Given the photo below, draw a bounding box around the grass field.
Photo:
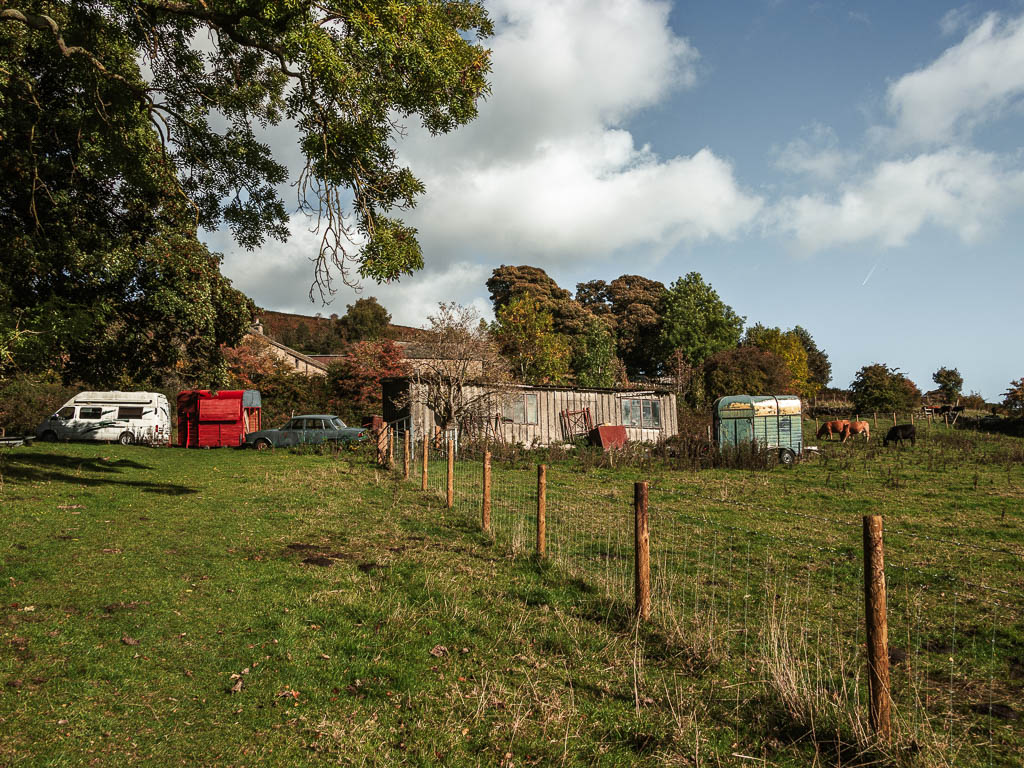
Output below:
[1,421,1022,766]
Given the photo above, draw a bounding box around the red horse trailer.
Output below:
[177,390,262,448]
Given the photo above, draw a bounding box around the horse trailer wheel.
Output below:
[778,448,796,466]
[118,432,134,446]
[255,439,272,451]
[41,430,58,442]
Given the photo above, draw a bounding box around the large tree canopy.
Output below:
[2,1,492,292]
[1,0,492,384]
[743,323,815,401]
[605,275,667,379]
[659,272,743,371]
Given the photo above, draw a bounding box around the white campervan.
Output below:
[36,391,171,446]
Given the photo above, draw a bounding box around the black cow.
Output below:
[884,424,916,447]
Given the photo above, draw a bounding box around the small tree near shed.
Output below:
[408,303,511,430]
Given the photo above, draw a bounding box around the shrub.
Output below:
[0,376,80,436]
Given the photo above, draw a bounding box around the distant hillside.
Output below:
[255,308,428,355]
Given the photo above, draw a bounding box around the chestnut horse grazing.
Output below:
[816,420,849,441]
[841,421,870,443]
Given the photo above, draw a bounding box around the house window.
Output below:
[621,398,661,429]
[502,393,539,425]
[118,406,144,420]
[79,407,104,420]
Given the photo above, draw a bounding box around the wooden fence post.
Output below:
[421,434,429,492]
[863,515,891,743]
[482,450,492,533]
[634,481,651,621]
[376,427,388,467]
[536,464,546,557]
[446,439,454,508]
[403,430,410,481]
[910,411,914,426]
[944,413,949,428]
[892,412,897,426]
[873,412,877,429]
[389,427,395,469]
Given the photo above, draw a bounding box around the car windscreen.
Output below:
[330,418,346,429]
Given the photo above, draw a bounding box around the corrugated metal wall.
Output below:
[399,382,677,447]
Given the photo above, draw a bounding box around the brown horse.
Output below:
[816,420,849,441]
[841,421,870,443]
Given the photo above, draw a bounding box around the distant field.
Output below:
[1,423,1022,766]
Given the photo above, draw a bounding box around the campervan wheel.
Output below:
[118,432,134,446]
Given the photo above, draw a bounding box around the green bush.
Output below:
[0,376,80,436]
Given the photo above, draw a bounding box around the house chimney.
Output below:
[251,318,264,335]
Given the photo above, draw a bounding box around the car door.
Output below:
[279,418,302,447]
[300,418,324,444]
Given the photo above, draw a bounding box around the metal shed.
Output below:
[383,380,678,448]
[713,394,803,464]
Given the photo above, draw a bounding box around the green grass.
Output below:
[1,423,1022,766]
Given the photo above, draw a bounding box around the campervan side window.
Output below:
[118,406,144,420]
[79,407,103,420]
[502,394,539,425]
[58,407,75,420]
[621,398,661,429]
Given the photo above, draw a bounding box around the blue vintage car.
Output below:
[243,415,368,450]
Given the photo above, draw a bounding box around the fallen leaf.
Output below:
[319,654,330,660]
[121,635,139,646]
[230,678,243,694]
[429,645,448,658]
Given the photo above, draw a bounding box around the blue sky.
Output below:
[211,1,1024,401]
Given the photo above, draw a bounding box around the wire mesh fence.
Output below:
[376,436,1023,764]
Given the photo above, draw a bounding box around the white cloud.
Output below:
[413,132,762,261]
[771,148,1024,252]
[391,0,760,268]
[210,216,491,325]
[775,123,858,182]
[939,5,975,37]
[886,12,1024,145]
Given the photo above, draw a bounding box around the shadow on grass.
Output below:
[0,452,196,495]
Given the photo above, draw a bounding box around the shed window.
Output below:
[621,398,661,429]
[118,406,144,420]
[79,407,103,420]
[502,393,539,425]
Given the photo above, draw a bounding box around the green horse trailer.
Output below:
[712,395,803,465]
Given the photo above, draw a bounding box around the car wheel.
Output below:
[778,448,796,466]
[254,438,272,451]
[118,432,134,446]
[41,430,58,443]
